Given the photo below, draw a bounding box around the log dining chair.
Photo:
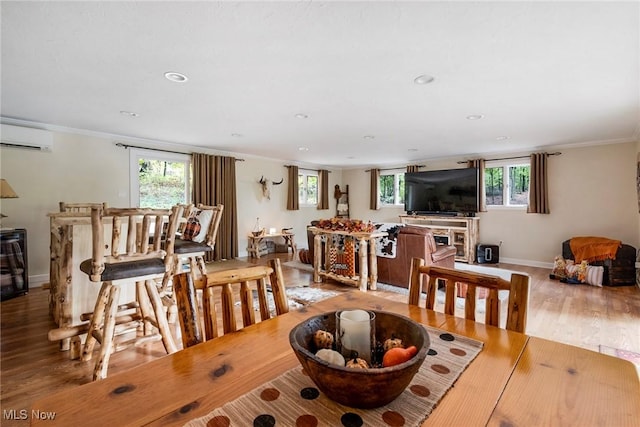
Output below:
[172,258,288,348]
[408,257,530,333]
[79,206,180,380]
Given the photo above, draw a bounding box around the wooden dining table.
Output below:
[31,291,640,426]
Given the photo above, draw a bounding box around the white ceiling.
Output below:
[1,1,638,168]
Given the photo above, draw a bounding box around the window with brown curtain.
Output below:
[318,169,329,210]
[527,152,550,214]
[287,165,299,210]
[467,159,487,212]
[369,168,380,210]
[192,153,238,260]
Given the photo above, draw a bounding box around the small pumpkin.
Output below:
[383,337,403,351]
[313,330,334,349]
[382,346,418,367]
[315,349,345,366]
[346,357,369,369]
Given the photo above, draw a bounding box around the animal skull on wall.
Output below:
[258,176,284,200]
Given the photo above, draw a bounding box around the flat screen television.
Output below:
[404,168,479,215]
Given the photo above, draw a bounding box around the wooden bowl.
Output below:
[289,310,430,409]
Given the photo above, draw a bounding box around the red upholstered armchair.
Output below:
[377,225,456,289]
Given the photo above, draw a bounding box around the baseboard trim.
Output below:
[29,274,49,287]
[495,257,553,269]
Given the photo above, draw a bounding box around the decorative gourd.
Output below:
[346,358,369,369]
[315,349,346,366]
[382,346,418,367]
[313,330,334,349]
[383,337,403,351]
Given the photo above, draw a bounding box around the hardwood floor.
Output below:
[1,253,639,426]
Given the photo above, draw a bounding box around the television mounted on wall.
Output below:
[404,168,479,216]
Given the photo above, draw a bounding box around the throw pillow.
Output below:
[565,260,604,287]
[550,256,568,279]
[184,208,214,243]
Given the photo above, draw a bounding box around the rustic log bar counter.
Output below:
[47,211,136,356]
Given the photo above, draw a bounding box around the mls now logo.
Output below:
[3,409,56,420]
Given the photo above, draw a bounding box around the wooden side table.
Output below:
[308,227,387,291]
[247,232,297,259]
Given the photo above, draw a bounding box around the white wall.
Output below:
[235,157,343,258]
[345,142,640,267]
[1,128,638,283]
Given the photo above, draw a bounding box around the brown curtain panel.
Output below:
[467,159,487,212]
[406,165,421,173]
[192,153,238,260]
[528,152,550,214]
[318,169,329,210]
[369,168,380,210]
[286,165,299,210]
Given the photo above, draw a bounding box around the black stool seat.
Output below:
[174,238,214,255]
[80,258,166,282]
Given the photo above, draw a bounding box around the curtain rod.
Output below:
[456,151,561,164]
[364,164,425,172]
[284,165,331,172]
[115,142,245,161]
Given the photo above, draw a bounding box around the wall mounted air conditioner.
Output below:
[1,124,53,152]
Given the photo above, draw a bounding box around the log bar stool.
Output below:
[173,203,224,280]
[159,204,224,314]
[79,206,179,380]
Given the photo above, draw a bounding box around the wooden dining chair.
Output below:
[173,258,289,348]
[78,206,180,380]
[408,257,530,333]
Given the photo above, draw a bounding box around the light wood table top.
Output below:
[31,292,640,426]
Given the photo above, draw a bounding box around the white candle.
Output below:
[338,310,372,364]
[268,227,276,234]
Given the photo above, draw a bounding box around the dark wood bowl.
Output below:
[289,310,430,409]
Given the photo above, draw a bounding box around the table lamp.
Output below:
[0,179,19,221]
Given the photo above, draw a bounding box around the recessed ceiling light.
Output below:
[294,113,308,119]
[120,110,139,117]
[496,136,511,141]
[164,71,188,83]
[298,147,309,151]
[231,133,243,138]
[414,74,435,85]
[466,114,484,120]
[363,135,375,140]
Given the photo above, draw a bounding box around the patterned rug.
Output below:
[185,326,483,427]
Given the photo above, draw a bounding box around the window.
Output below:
[484,161,529,207]
[298,171,318,206]
[129,149,191,208]
[379,172,405,206]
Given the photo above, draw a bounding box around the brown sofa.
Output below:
[377,225,456,289]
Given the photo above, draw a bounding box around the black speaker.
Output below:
[477,244,499,264]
